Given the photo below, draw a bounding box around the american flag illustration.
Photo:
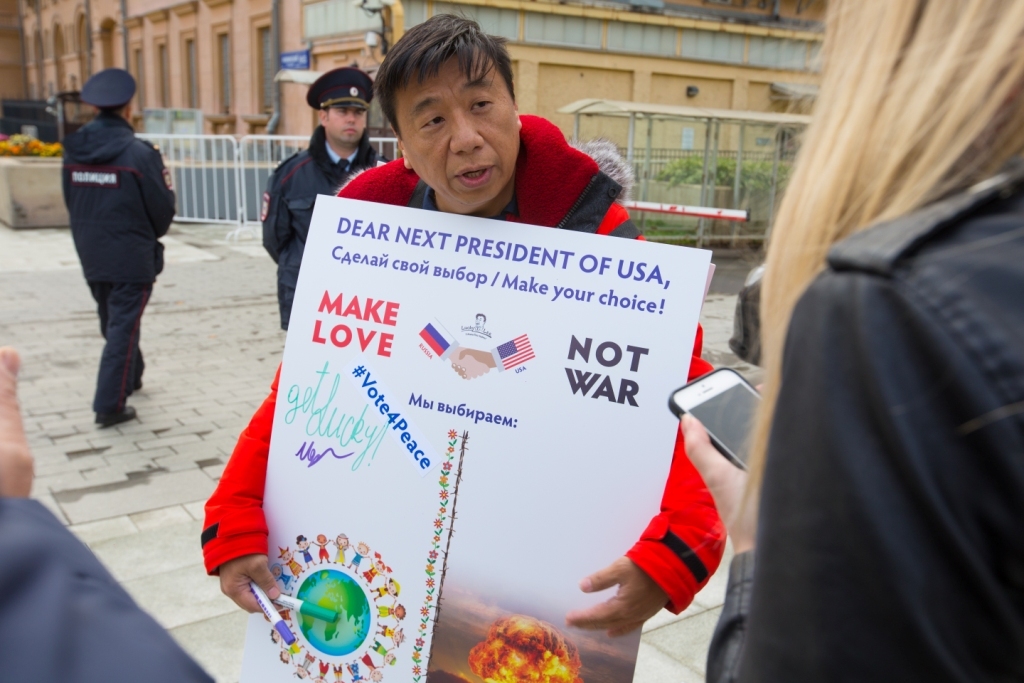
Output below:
[496,334,535,370]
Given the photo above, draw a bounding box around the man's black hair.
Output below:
[374,14,515,135]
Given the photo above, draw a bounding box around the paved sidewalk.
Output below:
[0,222,758,683]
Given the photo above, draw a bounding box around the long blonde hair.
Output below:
[748,0,1024,494]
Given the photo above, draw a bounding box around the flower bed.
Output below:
[0,134,62,158]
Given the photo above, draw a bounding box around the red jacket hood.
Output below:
[337,115,600,228]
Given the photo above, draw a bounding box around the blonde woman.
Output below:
[684,2,1024,681]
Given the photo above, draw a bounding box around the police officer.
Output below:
[62,68,176,427]
[262,67,386,330]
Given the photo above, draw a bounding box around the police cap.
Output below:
[81,68,137,109]
[306,67,373,110]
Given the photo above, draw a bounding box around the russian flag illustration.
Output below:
[419,321,455,358]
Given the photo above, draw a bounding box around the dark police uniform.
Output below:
[262,67,385,330]
[62,69,176,426]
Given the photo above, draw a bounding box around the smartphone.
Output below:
[668,368,760,469]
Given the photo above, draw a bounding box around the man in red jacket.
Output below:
[203,13,723,637]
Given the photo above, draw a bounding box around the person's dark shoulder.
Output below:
[824,165,1024,395]
[0,499,213,681]
[828,164,1024,284]
[337,158,420,204]
[269,149,314,193]
[782,163,1024,371]
[129,137,165,164]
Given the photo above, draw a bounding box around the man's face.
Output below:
[319,105,368,151]
[395,59,521,217]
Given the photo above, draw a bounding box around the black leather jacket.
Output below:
[708,166,1024,682]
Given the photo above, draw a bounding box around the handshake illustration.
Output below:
[420,321,535,380]
[449,346,498,380]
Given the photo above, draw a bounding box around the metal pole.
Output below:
[56,94,66,140]
[765,127,783,241]
[640,115,653,230]
[119,0,128,68]
[731,122,744,247]
[84,0,93,76]
[234,137,244,225]
[697,119,712,244]
[188,137,198,219]
[626,112,635,163]
[641,116,653,201]
[698,120,720,249]
[17,2,27,97]
[34,0,42,96]
[267,0,281,133]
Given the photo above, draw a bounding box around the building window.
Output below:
[524,13,601,48]
[779,39,807,70]
[748,36,808,70]
[184,38,198,108]
[258,26,273,113]
[433,3,518,40]
[607,22,676,57]
[808,41,822,72]
[681,29,744,64]
[302,0,379,40]
[218,33,231,113]
[404,0,427,27]
[158,43,169,107]
[133,47,145,108]
[681,127,695,150]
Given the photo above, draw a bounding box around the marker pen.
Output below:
[274,594,340,623]
[250,582,296,645]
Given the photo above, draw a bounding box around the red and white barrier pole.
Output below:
[623,201,749,222]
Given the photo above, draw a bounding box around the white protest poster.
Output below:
[239,195,711,683]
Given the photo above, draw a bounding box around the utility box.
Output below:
[0,100,58,141]
[143,108,204,135]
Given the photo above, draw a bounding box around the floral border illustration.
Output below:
[411,429,459,681]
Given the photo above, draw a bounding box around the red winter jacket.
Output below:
[203,115,724,613]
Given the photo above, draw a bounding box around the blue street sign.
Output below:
[280,50,311,70]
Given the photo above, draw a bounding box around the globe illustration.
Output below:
[295,569,371,656]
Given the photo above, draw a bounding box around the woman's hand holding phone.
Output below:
[680,414,757,554]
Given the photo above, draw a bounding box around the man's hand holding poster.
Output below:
[240,195,712,683]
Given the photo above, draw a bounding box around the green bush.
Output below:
[655,156,790,193]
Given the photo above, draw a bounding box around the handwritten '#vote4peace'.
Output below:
[310,290,399,357]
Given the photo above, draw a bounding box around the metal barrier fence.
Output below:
[141,135,743,243]
[237,136,398,228]
[139,135,398,233]
[238,136,309,228]
[139,134,242,225]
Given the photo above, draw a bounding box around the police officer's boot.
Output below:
[95,406,137,428]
